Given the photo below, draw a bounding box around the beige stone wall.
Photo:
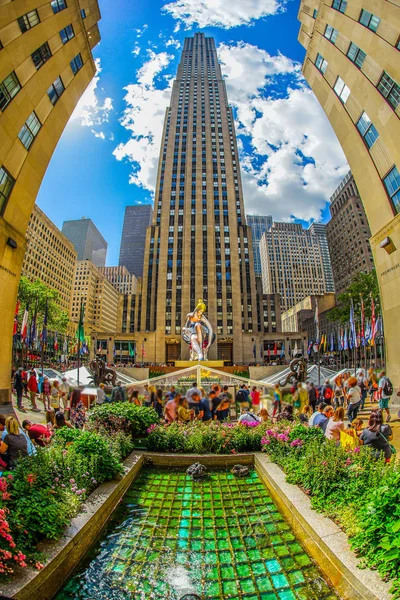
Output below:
[0,0,100,402]
[298,0,400,387]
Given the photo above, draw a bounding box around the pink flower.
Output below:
[262,439,271,446]
[69,479,75,484]
[353,446,360,454]
[290,439,303,447]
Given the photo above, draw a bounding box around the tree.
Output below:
[17,277,69,333]
[328,270,380,324]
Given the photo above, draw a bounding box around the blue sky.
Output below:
[36,0,348,265]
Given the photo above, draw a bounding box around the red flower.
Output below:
[27,474,36,485]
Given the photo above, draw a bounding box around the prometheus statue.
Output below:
[182,299,215,361]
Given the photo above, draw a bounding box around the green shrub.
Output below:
[88,403,159,437]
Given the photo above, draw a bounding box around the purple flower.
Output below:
[70,478,75,484]
[353,446,360,454]
[290,439,303,447]
[261,438,271,445]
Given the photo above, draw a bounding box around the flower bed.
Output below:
[88,402,159,437]
[260,421,400,599]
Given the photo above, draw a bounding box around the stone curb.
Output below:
[254,453,391,600]
[1,452,145,600]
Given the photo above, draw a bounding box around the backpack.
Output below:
[114,386,124,402]
[324,386,333,400]
[382,377,393,397]
[236,390,247,403]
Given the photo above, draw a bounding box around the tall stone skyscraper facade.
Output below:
[140,33,258,363]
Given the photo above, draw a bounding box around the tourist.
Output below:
[153,389,164,418]
[148,385,157,408]
[272,383,282,418]
[346,377,362,422]
[360,410,393,462]
[46,409,56,432]
[14,368,25,412]
[215,387,232,421]
[238,410,261,424]
[367,368,378,403]
[60,377,70,410]
[235,385,250,411]
[309,402,327,427]
[0,414,7,441]
[165,393,179,424]
[27,370,40,411]
[111,381,126,402]
[333,375,345,408]
[320,379,334,405]
[293,383,308,412]
[209,390,220,419]
[276,404,295,422]
[250,386,261,414]
[378,370,393,422]
[42,376,51,411]
[259,408,270,422]
[325,407,345,443]
[22,420,51,447]
[128,388,142,406]
[143,383,151,407]
[299,404,313,424]
[192,392,212,422]
[347,417,364,441]
[21,368,28,397]
[307,382,318,412]
[69,389,86,429]
[97,383,108,405]
[50,380,61,412]
[186,386,202,410]
[166,386,177,401]
[54,412,73,430]
[313,405,334,433]
[0,416,28,469]
[199,387,207,399]
[176,397,194,422]
[357,370,368,410]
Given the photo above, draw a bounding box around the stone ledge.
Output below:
[1,452,145,600]
[254,453,391,600]
[136,450,254,467]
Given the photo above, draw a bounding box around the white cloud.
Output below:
[163,0,282,29]
[132,44,141,56]
[218,42,348,221]
[134,24,148,37]
[91,130,105,139]
[166,36,181,49]
[113,51,174,191]
[71,58,113,136]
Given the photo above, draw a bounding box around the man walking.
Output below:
[14,368,25,412]
[378,370,393,422]
[27,370,40,412]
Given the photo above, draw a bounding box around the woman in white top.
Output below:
[325,407,345,443]
[346,376,362,422]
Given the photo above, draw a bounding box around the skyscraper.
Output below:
[246,215,273,276]
[119,204,153,278]
[297,0,400,385]
[62,218,107,268]
[326,172,374,293]
[140,33,258,363]
[260,222,332,312]
[308,222,335,293]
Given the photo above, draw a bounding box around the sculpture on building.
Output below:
[182,299,215,361]
[280,358,308,387]
[90,359,117,387]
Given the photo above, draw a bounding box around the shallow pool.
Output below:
[56,468,339,599]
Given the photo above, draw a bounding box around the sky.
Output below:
[36,0,349,265]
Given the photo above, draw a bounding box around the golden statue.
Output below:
[182,299,215,361]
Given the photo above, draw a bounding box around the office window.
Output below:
[47,76,64,105]
[315,53,328,74]
[18,9,40,33]
[332,0,347,13]
[59,24,74,44]
[313,9,318,18]
[0,72,21,111]
[334,77,350,104]
[31,42,52,70]
[51,0,67,13]
[80,8,86,18]
[18,112,41,150]
[347,42,366,69]
[383,167,400,213]
[0,167,14,215]
[377,72,400,111]
[70,53,83,74]
[359,9,380,32]
[356,112,379,148]
[324,25,339,43]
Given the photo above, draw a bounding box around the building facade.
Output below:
[326,171,374,293]
[260,222,334,312]
[118,204,153,278]
[308,222,335,293]
[70,260,119,334]
[282,293,336,334]
[139,33,259,364]
[22,204,77,313]
[62,217,107,267]
[0,0,100,402]
[298,0,400,386]
[246,214,273,276]
[99,265,137,295]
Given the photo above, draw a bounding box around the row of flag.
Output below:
[253,341,301,360]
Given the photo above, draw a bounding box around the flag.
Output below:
[314,299,320,344]
[360,296,365,343]
[129,342,135,358]
[30,297,39,348]
[141,340,147,358]
[293,340,298,356]
[343,327,348,351]
[273,341,277,356]
[370,294,376,345]
[54,332,59,352]
[307,340,313,355]
[13,301,20,335]
[330,331,334,352]
[280,343,285,358]
[350,298,356,348]
[376,314,383,336]
[260,342,263,361]
[320,334,325,352]
[76,300,85,343]
[63,336,68,354]
[42,299,48,346]
[253,340,256,360]
[267,345,271,359]
[21,304,29,340]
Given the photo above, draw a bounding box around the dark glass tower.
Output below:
[140,33,258,362]
[62,218,107,267]
[119,204,153,277]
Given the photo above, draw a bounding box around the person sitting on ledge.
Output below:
[54,412,73,430]
[299,404,313,425]
[0,416,28,469]
[276,404,295,422]
[238,410,261,424]
[313,405,334,433]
